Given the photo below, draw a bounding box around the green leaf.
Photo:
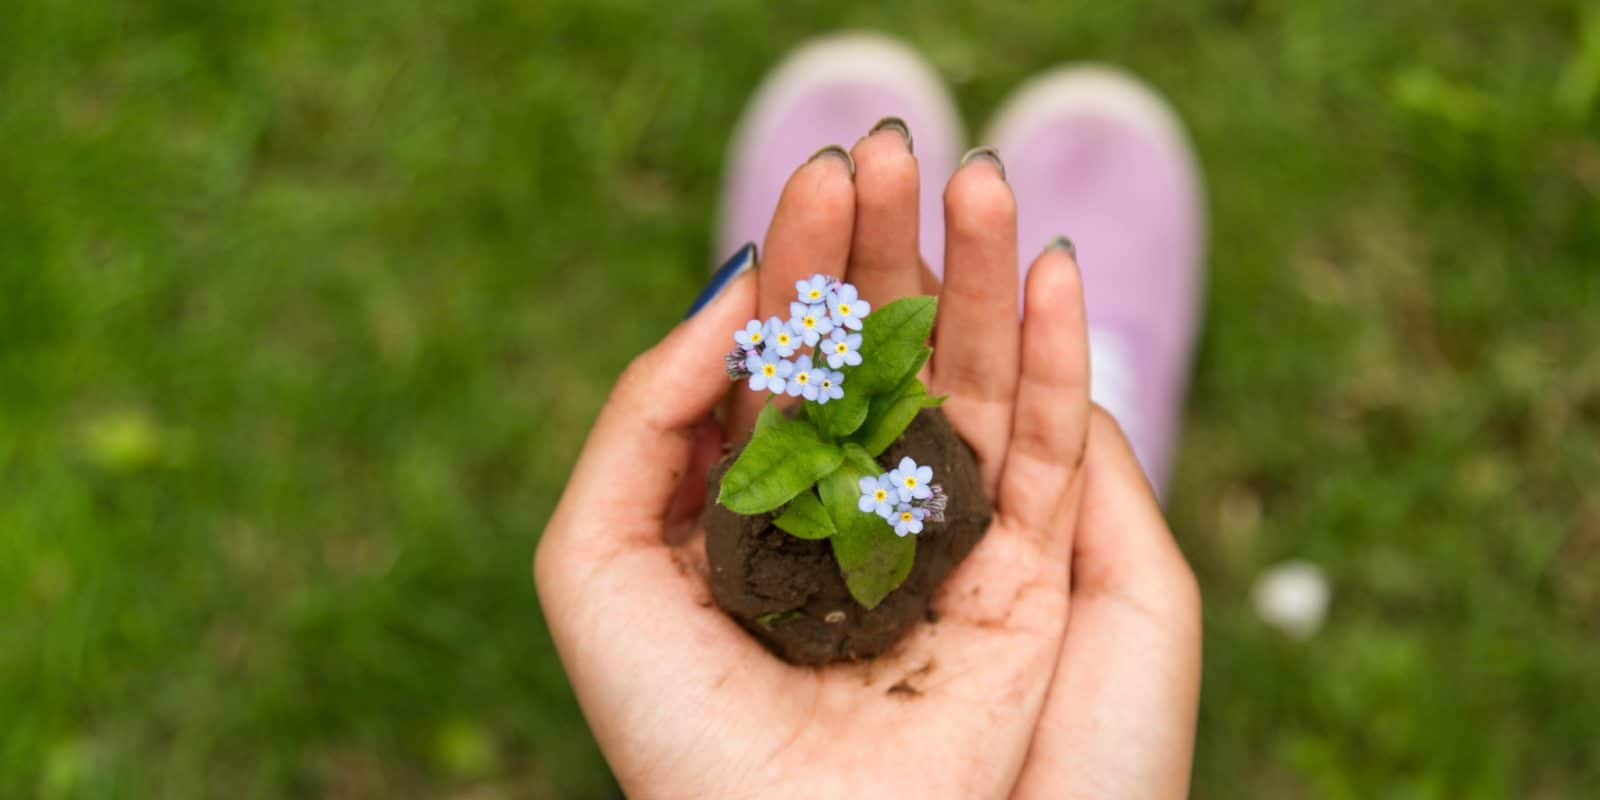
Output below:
[920,393,947,407]
[718,418,844,514]
[773,488,835,539]
[817,444,916,609]
[854,296,936,394]
[807,388,869,439]
[809,297,936,440]
[754,402,782,434]
[852,376,928,456]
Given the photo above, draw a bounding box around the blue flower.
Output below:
[857,474,897,519]
[891,503,927,537]
[762,316,800,357]
[826,283,871,330]
[889,456,934,502]
[733,319,766,350]
[789,301,835,346]
[795,274,832,305]
[815,369,845,404]
[785,355,821,401]
[823,328,863,369]
[745,349,793,394]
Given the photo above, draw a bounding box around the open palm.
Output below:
[537,128,1200,798]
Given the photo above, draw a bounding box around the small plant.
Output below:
[718,276,945,609]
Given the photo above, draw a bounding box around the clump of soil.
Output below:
[704,409,991,665]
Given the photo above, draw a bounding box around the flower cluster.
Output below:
[725,275,871,404]
[856,457,947,537]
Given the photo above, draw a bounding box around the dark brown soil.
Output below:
[703,409,991,665]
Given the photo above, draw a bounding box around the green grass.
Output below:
[3,1,1598,797]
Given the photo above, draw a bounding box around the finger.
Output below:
[662,415,725,543]
[1012,408,1202,800]
[543,265,757,554]
[932,147,1019,494]
[997,241,1090,553]
[845,118,923,305]
[730,148,856,434]
[919,258,941,296]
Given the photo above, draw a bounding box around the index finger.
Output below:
[729,148,857,434]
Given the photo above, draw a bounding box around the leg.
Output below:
[982,66,1206,498]
[717,34,965,271]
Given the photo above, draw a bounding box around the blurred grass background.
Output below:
[2,0,1598,797]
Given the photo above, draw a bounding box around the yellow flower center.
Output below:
[776,332,790,344]
[822,379,833,388]
[904,477,917,489]
[802,316,816,329]
[901,511,913,522]
[796,372,809,384]
[835,343,848,353]
[873,489,887,502]
[762,364,776,377]
[751,332,762,342]
[808,289,822,300]
[838,303,851,315]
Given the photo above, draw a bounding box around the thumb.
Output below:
[547,246,757,542]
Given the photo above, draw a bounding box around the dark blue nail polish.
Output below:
[684,242,758,319]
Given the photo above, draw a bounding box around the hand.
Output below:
[1003,406,1202,798]
[536,127,1199,798]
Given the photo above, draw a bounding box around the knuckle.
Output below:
[934,359,1004,402]
[610,346,662,405]
[1010,406,1072,467]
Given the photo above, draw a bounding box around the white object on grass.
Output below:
[1252,560,1331,640]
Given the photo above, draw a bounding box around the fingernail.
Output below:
[959,145,1006,181]
[1045,235,1077,259]
[685,242,757,319]
[808,144,856,179]
[869,116,914,154]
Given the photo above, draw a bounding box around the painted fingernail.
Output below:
[684,242,757,319]
[808,144,856,179]
[959,145,1006,181]
[1046,235,1077,259]
[869,116,914,154]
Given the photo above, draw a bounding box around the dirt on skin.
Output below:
[704,409,991,665]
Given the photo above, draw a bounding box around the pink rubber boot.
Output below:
[984,66,1207,498]
[717,34,965,269]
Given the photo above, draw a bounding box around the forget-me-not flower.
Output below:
[824,328,862,369]
[786,355,820,401]
[889,457,934,502]
[815,369,845,404]
[857,474,897,519]
[826,283,871,330]
[891,503,927,537]
[762,316,800,357]
[745,349,793,394]
[789,301,835,346]
[795,275,832,305]
[733,319,766,350]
